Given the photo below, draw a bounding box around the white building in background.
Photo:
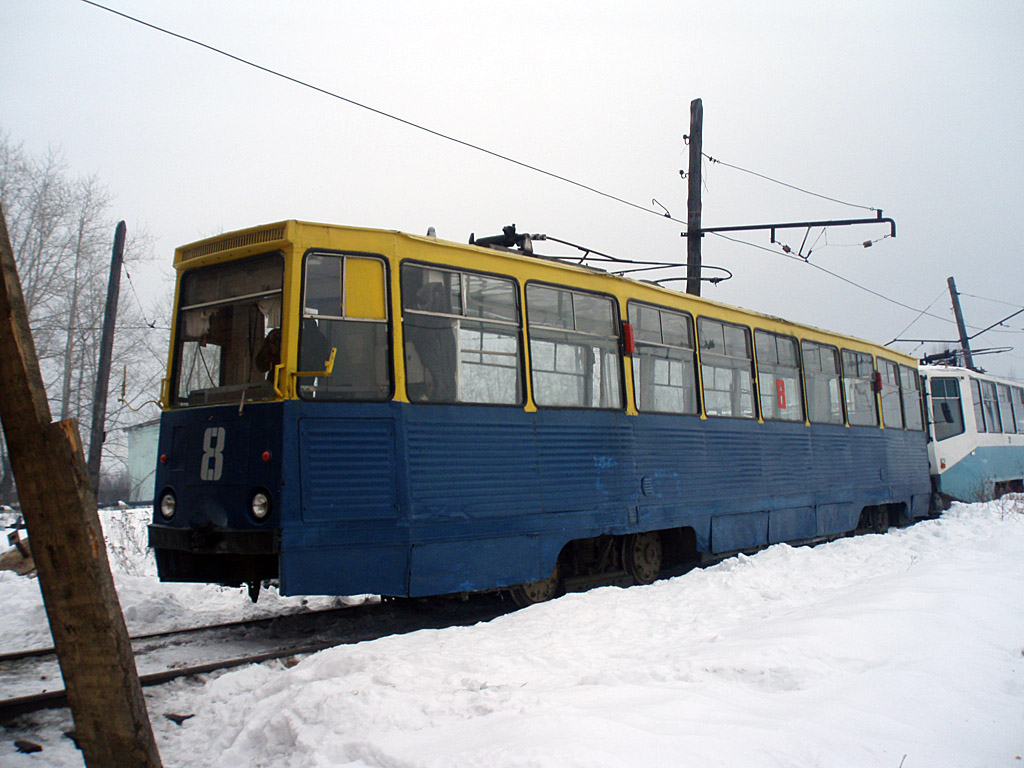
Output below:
[125,419,160,504]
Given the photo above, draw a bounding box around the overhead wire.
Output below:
[79,0,684,226]
[81,0,938,331]
[699,153,877,212]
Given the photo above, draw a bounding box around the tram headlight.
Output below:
[251,491,271,521]
[159,491,176,520]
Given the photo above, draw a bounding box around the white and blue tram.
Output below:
[923,364,1024,503]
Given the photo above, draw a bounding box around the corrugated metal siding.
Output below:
[405,418,539,518]
[299,418,398,522]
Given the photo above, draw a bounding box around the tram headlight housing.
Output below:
[251,491,271,521]
[159,490,176,520]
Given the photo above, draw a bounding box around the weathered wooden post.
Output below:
[0,202,162,768]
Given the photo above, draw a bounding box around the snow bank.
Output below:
[0,508,342,654]
[3,502,1023,767]
[158,501,1022,768]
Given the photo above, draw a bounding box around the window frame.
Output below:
[697,316,757,420]
[525,280,624,410]
[298,250,394,402]
[899,364,924,431]
[801,339,845,425]
[930,376,966,441]
[627,300,699,415]
[841,348,879,427]
[878,357,904,429]
[400,260,525,407]
[753,329,805,423]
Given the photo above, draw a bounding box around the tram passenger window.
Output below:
[841,350,878,426]
[754,330,803,422]
[970,379,987,432]
[899,365,924,431]
[628,302,697,414]
[527,285,622,409]
[698,318,755,419]
[299,254,390,401]
[931,377,965,441]
[878,359,904,429]
[1014,388,1024,433]
[801,341,843,424]
[980,379,1002,432]
[402,265,521,405]
[997,384,1016,434]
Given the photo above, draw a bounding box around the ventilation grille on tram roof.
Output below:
[178,225,287,263]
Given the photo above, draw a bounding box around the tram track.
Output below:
[0,596,511,723]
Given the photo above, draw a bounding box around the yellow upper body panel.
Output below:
[165,220,917,413]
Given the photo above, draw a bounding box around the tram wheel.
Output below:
[872,508,890,534]
[623,531,662,585]
[508,562,561,608]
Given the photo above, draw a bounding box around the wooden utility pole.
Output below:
[685,98,703,296]
[0,203,162,768]
[947,276,976,371]
[87,221,126,493]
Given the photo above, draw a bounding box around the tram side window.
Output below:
[754,330,803,422]
[878,359,904,429]
[980,379,1002,432]
[1015,388,1024,432]
[931,377,965,440]
[698,318,755,419]
[997,383,1016,434]
[970,378,987,432]
[527,285,622,409]
[801,341,844,424]
[402,265,522,405]
[628,302,697,414]
[300,254,390,401]
[899,365,924,431]
[841,350,878,426]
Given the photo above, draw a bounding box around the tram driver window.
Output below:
[697,318,755,419]
[299,254,390,401]
[931,377,965,441]
[402,265,522,405]
[173,253,284,406]
[628,302,697,414]
[527,285,622,409]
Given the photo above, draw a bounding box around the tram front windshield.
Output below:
[172,253,284,406]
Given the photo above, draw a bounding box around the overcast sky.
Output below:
[3,0,1023,376]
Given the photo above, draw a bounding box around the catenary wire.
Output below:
[78,0,925,326]
[886,288,949,346]
[78,0,684,226]
[700,153,877,212]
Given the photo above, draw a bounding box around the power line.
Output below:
[887,288,948,346]
[959,291,1024,310]
[79,0,681,225]
[700,153,878,212]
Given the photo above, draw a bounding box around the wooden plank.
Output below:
[0,202,162,767]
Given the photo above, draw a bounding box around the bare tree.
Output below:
[0,131,169,504]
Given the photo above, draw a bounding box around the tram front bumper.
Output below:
[148,524,280,585]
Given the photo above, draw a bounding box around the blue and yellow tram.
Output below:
[149,221,931,603]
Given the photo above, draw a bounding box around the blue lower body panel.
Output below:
[935,445,1024,502]
[273,404,930,596]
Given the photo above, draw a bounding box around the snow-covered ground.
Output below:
[3,501,1023,767]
